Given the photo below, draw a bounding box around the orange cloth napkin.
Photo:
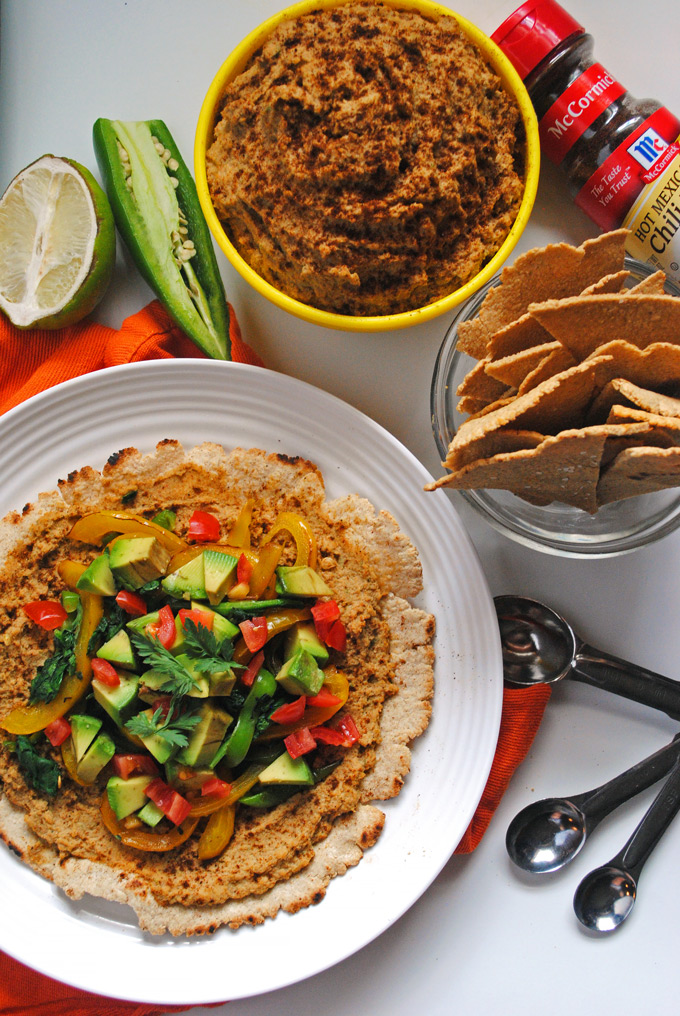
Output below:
[0,300,550,1012]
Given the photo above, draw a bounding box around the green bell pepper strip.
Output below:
[211,668,278,768]
[239,760,341,808]
[92,118,231,360]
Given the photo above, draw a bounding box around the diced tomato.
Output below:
[325,618,347,652]
[92,657,120,687]
[115,589,148,616]
[270,695,306,724]
[200,776,233,798]
[178,608,214,631]
[311,599,341,642]
[151,696,173,721]
[306,689,342,708]
[285,727,317,759]
[241,649,264,688]
[23,599,68,631]
[112,754,159,779]
[309,724,346,746]
[239,615,268,652]
[236,552,253,584]
[145,778,192,826]
[156,604,176,649]
[44,716,72,747]
[336,715,360,745]
[188,510,220,543]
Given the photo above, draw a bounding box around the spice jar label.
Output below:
[539,63,625,165]
[575,107,680,231]
[624,159,680,282]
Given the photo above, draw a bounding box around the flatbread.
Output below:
[0,442,434,935]
[597,446,680,505]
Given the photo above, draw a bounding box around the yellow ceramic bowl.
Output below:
[195,0,540,333]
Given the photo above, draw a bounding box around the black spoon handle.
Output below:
[570,641,680,721]
[612,756,680,880]
[576,734,680,827]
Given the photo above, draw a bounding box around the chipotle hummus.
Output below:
[206,1,526,316]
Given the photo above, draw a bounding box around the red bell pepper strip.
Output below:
[270,696,306,725]
[178,607,213,631]
[188,510,221,543]
[154,605,176,649]
[145,777,192,826]
[285,727,317,759]
[239,616,268,653]
[44,716,72,747]
[115,589,148,616]
[241,650,264,688]
[325,619,347,652]
[306,689,342,709]
[23,600,69,631]
[308,724,346,746]
[200,776,233,798]
[92,658,120,688]
[336,715,360,745]
[237,552,253,585]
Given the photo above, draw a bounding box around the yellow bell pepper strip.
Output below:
[247,543,283,600]
[0,586,104,735]
[197,803,236,860]
[93,118,232,361]
[57,559,86,589]
[256,667,349,740]
[100,792,199,851]
[232,608,312,665]
[69,510,187,554]
[262,512,317,569]
[188,760,272,817]
[61,738,88,787]
[227,499,254,549]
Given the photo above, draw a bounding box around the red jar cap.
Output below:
[491,0,584,80]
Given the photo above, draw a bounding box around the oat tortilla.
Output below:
[0,442,434,935]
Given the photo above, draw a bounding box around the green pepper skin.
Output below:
[239,784,300,808]
[212,668,278,768]
[92,118,231,360]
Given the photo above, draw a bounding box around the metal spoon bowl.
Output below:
[495,595,680,719]
[507,735,680,874]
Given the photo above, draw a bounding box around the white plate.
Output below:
[0,360,502,1005]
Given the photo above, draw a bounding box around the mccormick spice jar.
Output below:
[492,0,680,281]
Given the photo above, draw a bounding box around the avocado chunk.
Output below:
[275,648,325,697]
[161,554,206,600]
[76,553,116,596]
[77,733,115,784]
[202,549,238,605]
[207,668,238,697]
[176,703,232,767]
[258,751,314,786]
[137,799,164,828]
[284,621,329,664]
[126,610,187,655]
[97,628,138,671]
[275,565,333,598]
[93,672,140,727]
[138,656,209,702]
[106,773,154,820]
[132,708,179,764]
[69,714,103,762]
[108,536,171,589]
[188,601,240,642]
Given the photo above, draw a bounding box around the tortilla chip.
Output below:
[629,271,667,294]
[516,345,577,395]
[486,314,552,360]
[606,405,680,437]
[589,377,680,424]
[485,341,563,387]
[581,270,630,295]
[529,293,680,361]
[456,230,628,358]
[445,356,614,471]
[597,446,680,505]
[465,394,517,420]
[432,424,640,513]
[456,357,509,404]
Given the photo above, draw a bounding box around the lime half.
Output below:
[0,154,116,330]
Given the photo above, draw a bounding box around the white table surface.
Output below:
[2,1,680,1013]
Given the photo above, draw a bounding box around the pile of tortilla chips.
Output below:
[428,229,680,514]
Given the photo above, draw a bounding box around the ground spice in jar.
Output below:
[492,0,680,281]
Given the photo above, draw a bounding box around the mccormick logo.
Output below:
[627,128,669,169]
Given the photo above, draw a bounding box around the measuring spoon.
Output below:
[573,754,680,932]
[495,595,680,720]
[506,734,680,873]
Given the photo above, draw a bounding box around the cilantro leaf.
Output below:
[125,705,201,750]
[181,618,244,676]
[128,628,198,698]
[87,603,126,656]
[29,624,78,704]
[15,735,60,795]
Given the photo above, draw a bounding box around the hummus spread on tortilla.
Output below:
[0,441,434,935]
[206,1,525,316]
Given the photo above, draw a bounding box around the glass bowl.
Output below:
[430,256,680,557]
